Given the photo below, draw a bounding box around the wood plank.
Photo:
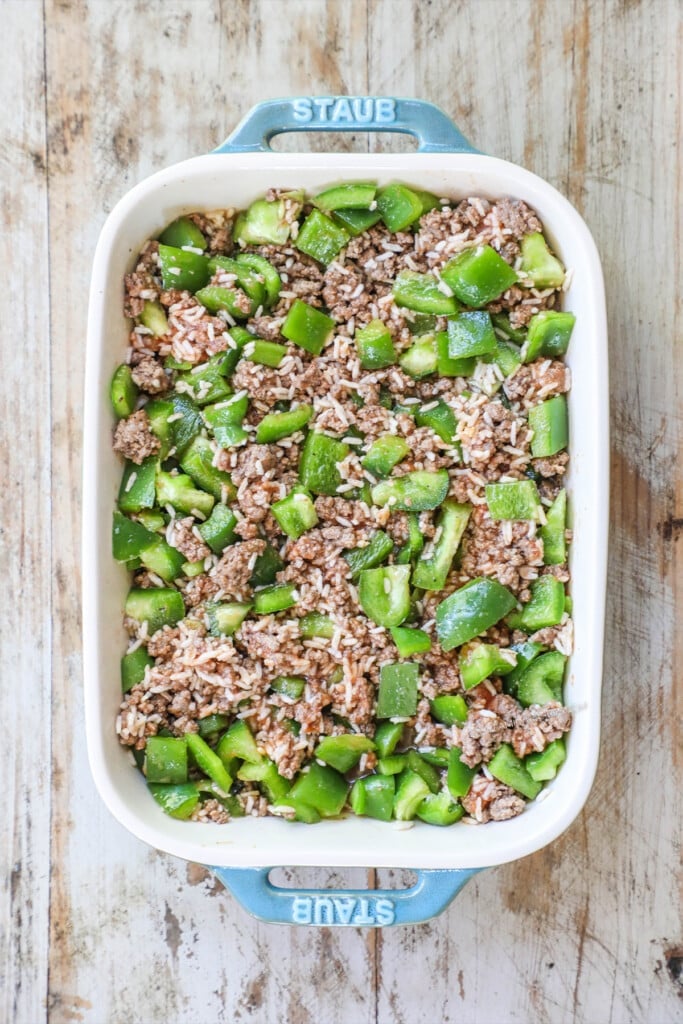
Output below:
[371,1,683,1022]
[44,2,374,1022]
[0,4,52,1023]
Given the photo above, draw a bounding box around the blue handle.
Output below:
[211,866,484,926]
[215,96,478,155]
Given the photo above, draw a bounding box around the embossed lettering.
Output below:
[351,897,375,926]
[351,97,374,123]
[292,98,313,123]
[332,97,353,123]
[291,896,313,924]
[375,98,397,123]
[313,97,334,120]
[312,897,335,925]
[374,898,396,926]
[331,897,356,924]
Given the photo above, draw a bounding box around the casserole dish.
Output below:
[84,97,608,926]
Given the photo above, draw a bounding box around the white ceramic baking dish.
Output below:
[84,97,608,926]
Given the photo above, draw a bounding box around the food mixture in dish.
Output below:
[112,181,575,827]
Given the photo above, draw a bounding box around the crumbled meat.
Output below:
[461,774,526,822]
[532,452,569,477]
[147,626,181,659]
[124,240,160,318]
[511,702,572,758]
[461,505,544,597]
[504,359,570,404]
[113,410,160,464]
[211,539,266,599]
[130,355,170,394]
[459,710,512,767]
[168,517,211,562]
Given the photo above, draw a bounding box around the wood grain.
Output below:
[1,0,680,1021]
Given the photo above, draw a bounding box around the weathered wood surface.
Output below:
[1,0,681,1021]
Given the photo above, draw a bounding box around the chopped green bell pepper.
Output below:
[374,721,405,758]
[234,252,282,308]
[167,392,203,457]
[371,469,449,511]
[148,782,199,819]
[447,311,497,359]
[233,195,300,246]
[350,774,395,821]
[110,365,138,419]
[446,747,477,798]
[178,353,232,406]
[156,470,215,518]
[488,743,541,800]
[376,661,419,718]
[315,734,376,772]
[145,736,188,784]
[159,216,206,250]
[158,244,211,292]
[415,399,458,444]
[244,338,288,368]
[502,640,545,697]
[314,182,377,211]
[344,530,394,578]
[271,675,306,700]
[377,184,423,232]
[540,489,567,565]
[299,431,349,495]
[217,720,263,766]
[519,232,565,288]
[271,488,319,539]
[358,564,411,628]
[508,575,565,631]
[436,577,517,651]
[121,646,154,692]
[179,436,235,502]
[406,750,441,793]
[435,331,476,377]
[295,209,349,265]
[524,310,575,361]
[429,694,468,725]
[392,271,459,316]
[393,769,431,820]
[526,738,566,781]
[529,395,568,457]
[395,512,425,565]
[118,456,158,514]
[256,405,313,444]
[139,300,169,337]
[288,761,349,817]
[516,651,566,706]
[361,435,409,477]
[399,335,438,377]
[459,642,517,690]
[197,504,238,554]
[253,583,298,615]
[485,480,542,521]
[206,601,252,637]
[186,733,233,792]
[298,612,335,638]
[249,544,284,586]
[355,319,397,369]
[124,587,185,634]
[390,625,431,657]
[440,245,518,306]
[412,500,471,590]
[281,299,335,355]
[417,791,464,826]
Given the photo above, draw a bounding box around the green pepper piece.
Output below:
[145,736,188,784]
[517,651,566,707]
[121,646,154,692]
[358,565,411,628]
[159,216,206,250]
[271,488,319,539]
[377,184,423,232]
[117,456,158,514]
[207,255,267,310]
[529,395,568,457]
[395,513,425,565]
[136,509,166,532]
[540,489,567,565]
[198,713,231,739]
[371,469,449,512]
[112,510,156,562]
[413,189,441,216]
[524,311,575,362]
[489,743,542,800]
[125,587,185,635]
[178,353,233,406]
[203,393,249,443]
[179,436,235,502]
[182,558,206,578]
[485,480,542,521]
[195,285,255,320]
[519,233,565,288]
[249,544,284,586]
[233,197,294,246]
[141,398,172,459]
[217,720,263,766]
[362,435,409,478]
[526,738,566,781]
[288,761,349,817]
[243,338,288,368]
[206,601,252,637]
[253,583,298,615]
[490,339,522,379]
[299,431,349,496]
[390,626,431,657]
[186,733,233,792]
[393,769,431,820]
[167,392,203,457]
[295,209,349,265]
[419,748,450,768]
[343,530,394,578]
[350,774,395,821]
[434,331,476,378]
[406,750,441,793]
[508,576,565,632]
[138,535,187,582]
[158,244,211,292]
[441,245,518,306]
[271,675,306,700]
[376,661,419,718]
[233,253,282,308]
[392,271,459,316]
[399,335,438,378]
[491,313,528,344]
[417,791,464,826]
[255,404,313,443]
[377,753,409,775]
[429,694,468,725]
[148,782,199,820]
[503,640,545,697]
[459,641,518,690]
[374,721,404,758]
[415,399,458,444]
[436,578,517,651]
[446,747,477,798]
[447,311,497,359]
[355,319,397,369]
[239,759,291,804]
[197,504,238,554]
[156,470,215,518]
[282,299,335,355]
[331,207,383,236]
[315,734,376,773]
[299,612,335,639]
[139,300,169,338]
[314,182,377,212]
[412,500,471,591]
[110,365,138,419]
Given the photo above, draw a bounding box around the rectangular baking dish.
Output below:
[84,97,608,926]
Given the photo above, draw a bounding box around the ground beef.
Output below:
[459,710,512,767]
[461,774,526,822]
[511,702,572,758]
[461,505,544,598]
[168,517,211,562]
[130,355,170,394]
[112,410,160,464]
[211,539,266,599]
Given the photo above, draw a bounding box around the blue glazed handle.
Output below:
[211,866,484,926]
[215,96,477,154]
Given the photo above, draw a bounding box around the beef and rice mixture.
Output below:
[112,183,574,827]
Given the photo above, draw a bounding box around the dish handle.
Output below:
[214,96,477,154]
[210,866,484,926]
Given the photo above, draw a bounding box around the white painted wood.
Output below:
[1,0,680,1021]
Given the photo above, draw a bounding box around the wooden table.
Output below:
[3,1,681,1021]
